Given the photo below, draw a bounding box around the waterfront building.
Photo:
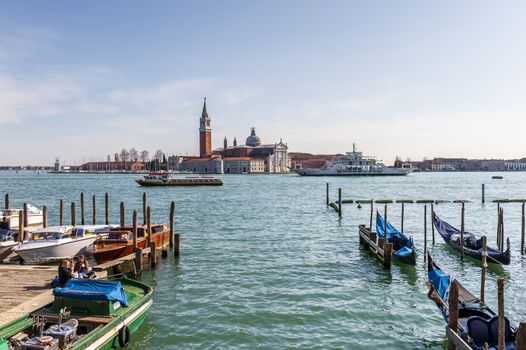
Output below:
[178,156,223,174]
[505,159,526,171]
[214,128,290,173]
[80,161,144,172]
[223,157,265,174]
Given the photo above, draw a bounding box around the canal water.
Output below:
[2,171,526,349]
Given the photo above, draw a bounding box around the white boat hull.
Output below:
[296,167,411,176]
[12,236,97,264]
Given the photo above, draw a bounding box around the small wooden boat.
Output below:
[376,213,416,265]
[426,252,516,349]
[136,173,223,186]
[0,278,152,350]
[88,224,170,264]
[358,224,393,268]
[433,213,510,265]
[492,176,503,180]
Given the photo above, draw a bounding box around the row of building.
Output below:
[399,157,526,172]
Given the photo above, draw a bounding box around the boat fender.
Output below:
[118,325,131,347]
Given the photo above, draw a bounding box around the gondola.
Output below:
[426,252,516,349]
[376,213,416,265]
[433,213,510,265]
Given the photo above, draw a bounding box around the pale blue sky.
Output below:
[1,1,525,165]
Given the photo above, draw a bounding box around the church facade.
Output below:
[178,98,291,174]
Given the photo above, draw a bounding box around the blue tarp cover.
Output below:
[376,214,413,248]
[395,246,413,256]
[428,268,451,302]
[54,279,128,307]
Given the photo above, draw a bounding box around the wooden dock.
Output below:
[0,265,56,327]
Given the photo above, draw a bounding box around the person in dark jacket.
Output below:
[58,259,74,285]
[0,217,9,230]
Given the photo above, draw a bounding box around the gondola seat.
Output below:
[467,316,491,346]
[488,316,513,346]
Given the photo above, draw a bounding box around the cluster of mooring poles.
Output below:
[3,192,180,273]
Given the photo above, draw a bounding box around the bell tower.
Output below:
[199,97,212,157]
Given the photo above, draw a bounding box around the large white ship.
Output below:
[296,144,411,176]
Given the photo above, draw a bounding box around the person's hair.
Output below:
[74,254,90,272]
[60,259,69,267]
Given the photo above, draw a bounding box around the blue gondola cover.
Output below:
[54,279,129,307]
[376,214,413,248]
[428,268,451,302]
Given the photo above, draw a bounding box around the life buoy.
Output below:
[118,325,131,347]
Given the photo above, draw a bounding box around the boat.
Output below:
[12,225,110,264]
[376,213,416,265]
[357,224,393,268]
[136,173,223,186]
[0,277,152,350]
[426,252,516,349]
[0,204,43,229]
[296,144,411,176]
[0,229,18,260]
[88,224,170,264]
[433,213,510,265]
[492,176,503,180]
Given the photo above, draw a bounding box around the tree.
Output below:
[114,153,120,162]
[120,148,130,162]
[129,148,139,162]
[140,150,149,163]
[107,154,111,162]
[154,149,164,162]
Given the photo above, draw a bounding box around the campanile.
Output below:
[199,97,212,157]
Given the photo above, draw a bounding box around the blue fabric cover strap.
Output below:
[54,279,129,307]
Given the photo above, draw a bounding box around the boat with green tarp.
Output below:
[0,277,152,350]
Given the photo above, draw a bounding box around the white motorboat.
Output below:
[0,230,18,260]
[12,225,111,264]
[0,204,43,229]
[296,144,412,176]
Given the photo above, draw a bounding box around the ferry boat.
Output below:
[0,278,152,350]
[136,173,223,186]
[296,144,411,176]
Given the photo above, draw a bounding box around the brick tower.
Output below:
[199,97,212,157]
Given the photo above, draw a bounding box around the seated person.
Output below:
[74,254,96,279]
[0,217,9,230]
[58,259,74,285]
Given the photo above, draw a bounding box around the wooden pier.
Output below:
[358,224,392,268]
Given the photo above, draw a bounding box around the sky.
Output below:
[0,1,525,165]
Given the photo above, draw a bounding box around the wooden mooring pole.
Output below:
[18,210,24,242]
[522,202,525,256]
[338,188,342,218]
[448,280,459,350]
[482,183,485,204]
[71,202,76,226]
[23,202,28,228]
[369,200,373,230]
[174,233,180,257]
[42,206,48,228]
[92,194,96,225]
[501,208,505,253]
[424,205,427,261]
[384,204,388,243]
[460,202,465,260]
[147,206,156,268]
[59,199,64,226]
[481,236,487,303]
[169,201,175,248]
[401,202,405,233]
[120,202,125,227]
[80,192,85,225]
[142,192,147,225]
[105,193,109,225]
[326,183,329,206]
[4,193,9,209]
[431,203,435,245]
[498,278,505,350]
[132,210,142,272]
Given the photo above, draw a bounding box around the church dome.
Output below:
[246,127,261,147]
